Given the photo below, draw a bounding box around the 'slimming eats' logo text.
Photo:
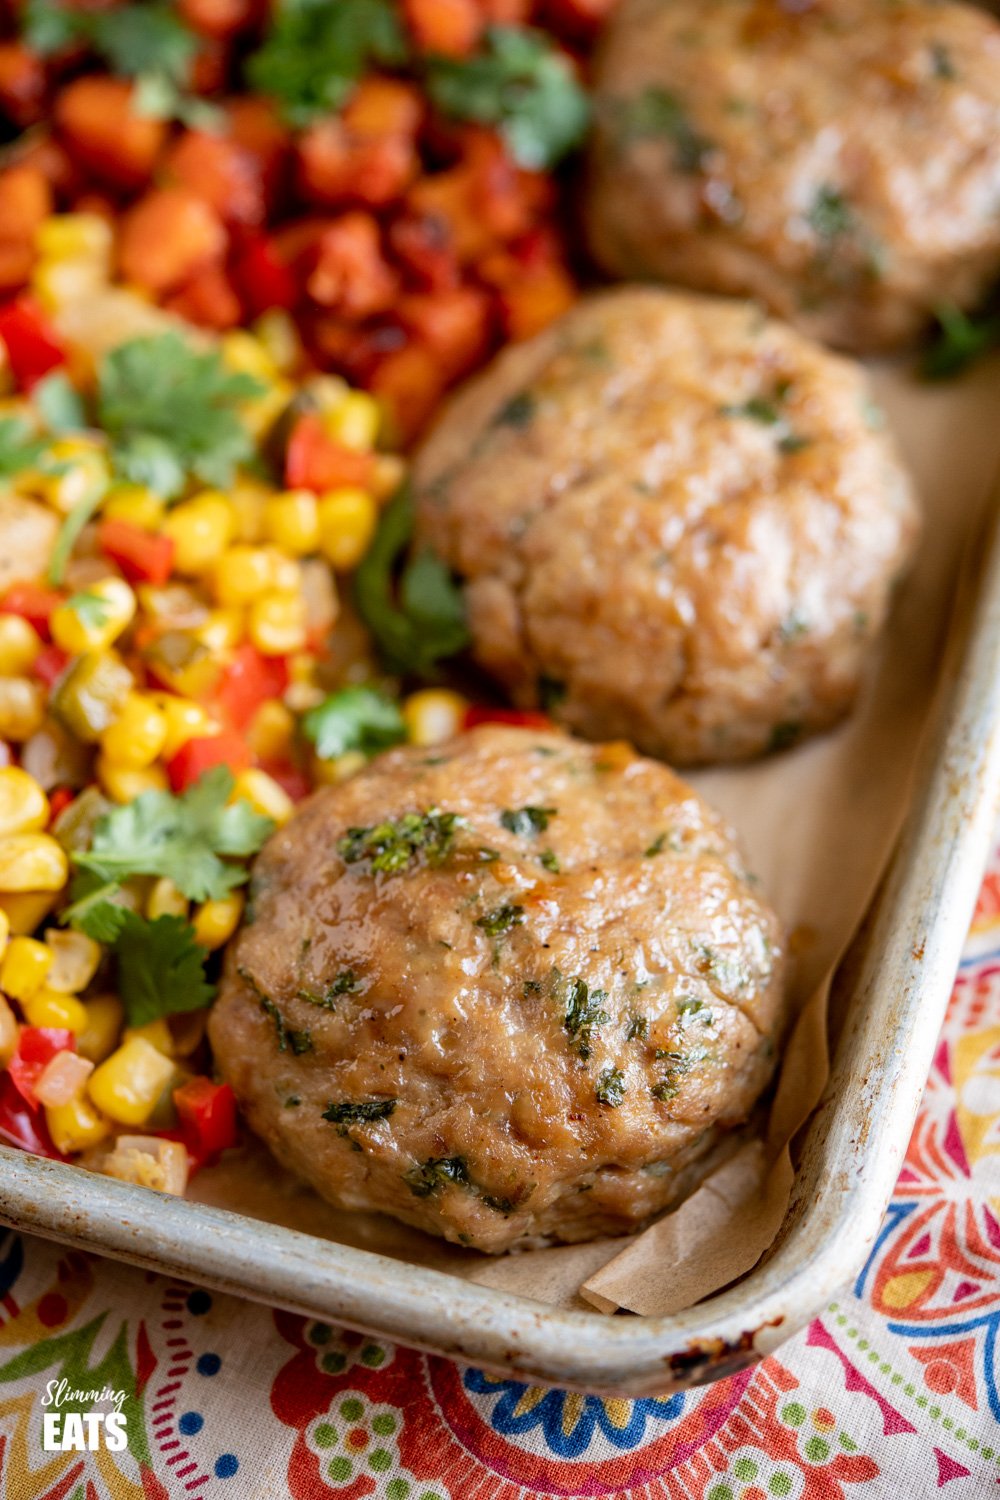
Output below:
[40,1379,128,1452]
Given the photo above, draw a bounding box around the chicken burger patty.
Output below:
[585,0,1000,352]
[209,726,788,1253]
[412,288,918,766]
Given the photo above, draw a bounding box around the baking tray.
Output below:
[1,458,1000,1402]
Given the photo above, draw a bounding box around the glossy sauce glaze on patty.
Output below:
[585,0,1000,352]
[209,726,788,1252]
[412,287,919,766]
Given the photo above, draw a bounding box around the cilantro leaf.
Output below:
[35,372,86,434]
[302,685,405,762]
[426,26,590,170]
[64,589,112,632]
[247,0,407,127]
[112,911,214,1027]
[355,486,470,676]
[96,334,264,499]
[73,765,274,904]
[0,417,46,479]
[47,484,109,587]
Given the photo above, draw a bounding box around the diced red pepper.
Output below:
[173,1076,238,1167]
[0,1072,67,1159]
[98,517,175,586]
[166,731,252,792]
[46,786,74,824]
[0,581,63,640]
[284,412,375,493]
[233,235,298,316]
[216,643,289,732]
[463,706,554,730]
[33,643,70,691]
[0,294,66,388]
[259,758,312,803]
[8,1027,75,1106]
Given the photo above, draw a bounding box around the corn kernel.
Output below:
[241,379,294,441]
[0,677,45,741]
[263,489,319,556]
[229,479,269,543]
[324,390,380,451]
[123,1018,173,1055]
[51,577,136,654]
[253,309,300,374]
[232,768,293,826]
[221,330,278,382]
[317,488,377,571]
[403,689,468,747]
[36,213,113,265]
[371,453,406,502]
[32,258,105,313]
[76,994,124,1064]
[32,438,108,517]
[152,696,217,759]
[102,483,165,530]
[146,877,188,921]
[0,767,49,838]
[22,987,88,1032]
[247,699,295,761]
[212,545,275,606]
[0,906,8,955]
[193,608,244,652]
[0,994,17,1065]
[284,653,324,712]
[88,1036,176,1127]
[302,374,349,412]
[248,590,307,656]
[96,756,168,805]
[44,929,100,994]
[0,891,57,934]
[0,613,41,675]
[192,892,244,951]
[46,1094,111,1154]
[311,749,366,785]
[0,935,52,999]
[0,833,68,893]
[163,491,236,576]
[100,692,168,769]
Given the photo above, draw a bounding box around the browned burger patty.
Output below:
[585,0,1000,352]
[209,726,787,1253]
[412,288,918,766]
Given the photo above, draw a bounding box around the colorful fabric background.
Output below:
[6,844,1000,1500]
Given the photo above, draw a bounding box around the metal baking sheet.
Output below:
[2,428,1000,1401]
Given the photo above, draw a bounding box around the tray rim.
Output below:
[3,485,1000,1397]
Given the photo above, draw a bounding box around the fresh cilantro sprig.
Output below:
[302,686,406,762]
[426,26,590,170]
[355,487,470,677]
[96,333,264,499]
[23,0,214,124]
[247,0,407,126]
[65,766,274,927]
[101,909,215,1027]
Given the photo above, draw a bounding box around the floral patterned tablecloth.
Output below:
[6,839,1000,1500]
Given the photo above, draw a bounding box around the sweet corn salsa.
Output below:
[0,0,614,442]
[0,283,487,1192]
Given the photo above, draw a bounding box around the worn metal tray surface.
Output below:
[3,479,1000,1401]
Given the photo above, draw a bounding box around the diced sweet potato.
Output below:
[225,96,290,209]
[55,77,167,190]
[343,79,424,139]
[399,286,494,383]
[407,169,494,263]
[298,121,418,209]
[0,43,46,129]
[163,264,242,329]
[0,241,34,295]
[179,0,255,38]
[0,166,52,242]
[118,187,227,293]
[499,261,576,341]
[404,0,483,57]
[369,344,445,445]
[388,212,460,292]
[306,214,399,318]
[163,130,264,225]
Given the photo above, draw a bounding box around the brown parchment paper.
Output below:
[190,355,1000,1318]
